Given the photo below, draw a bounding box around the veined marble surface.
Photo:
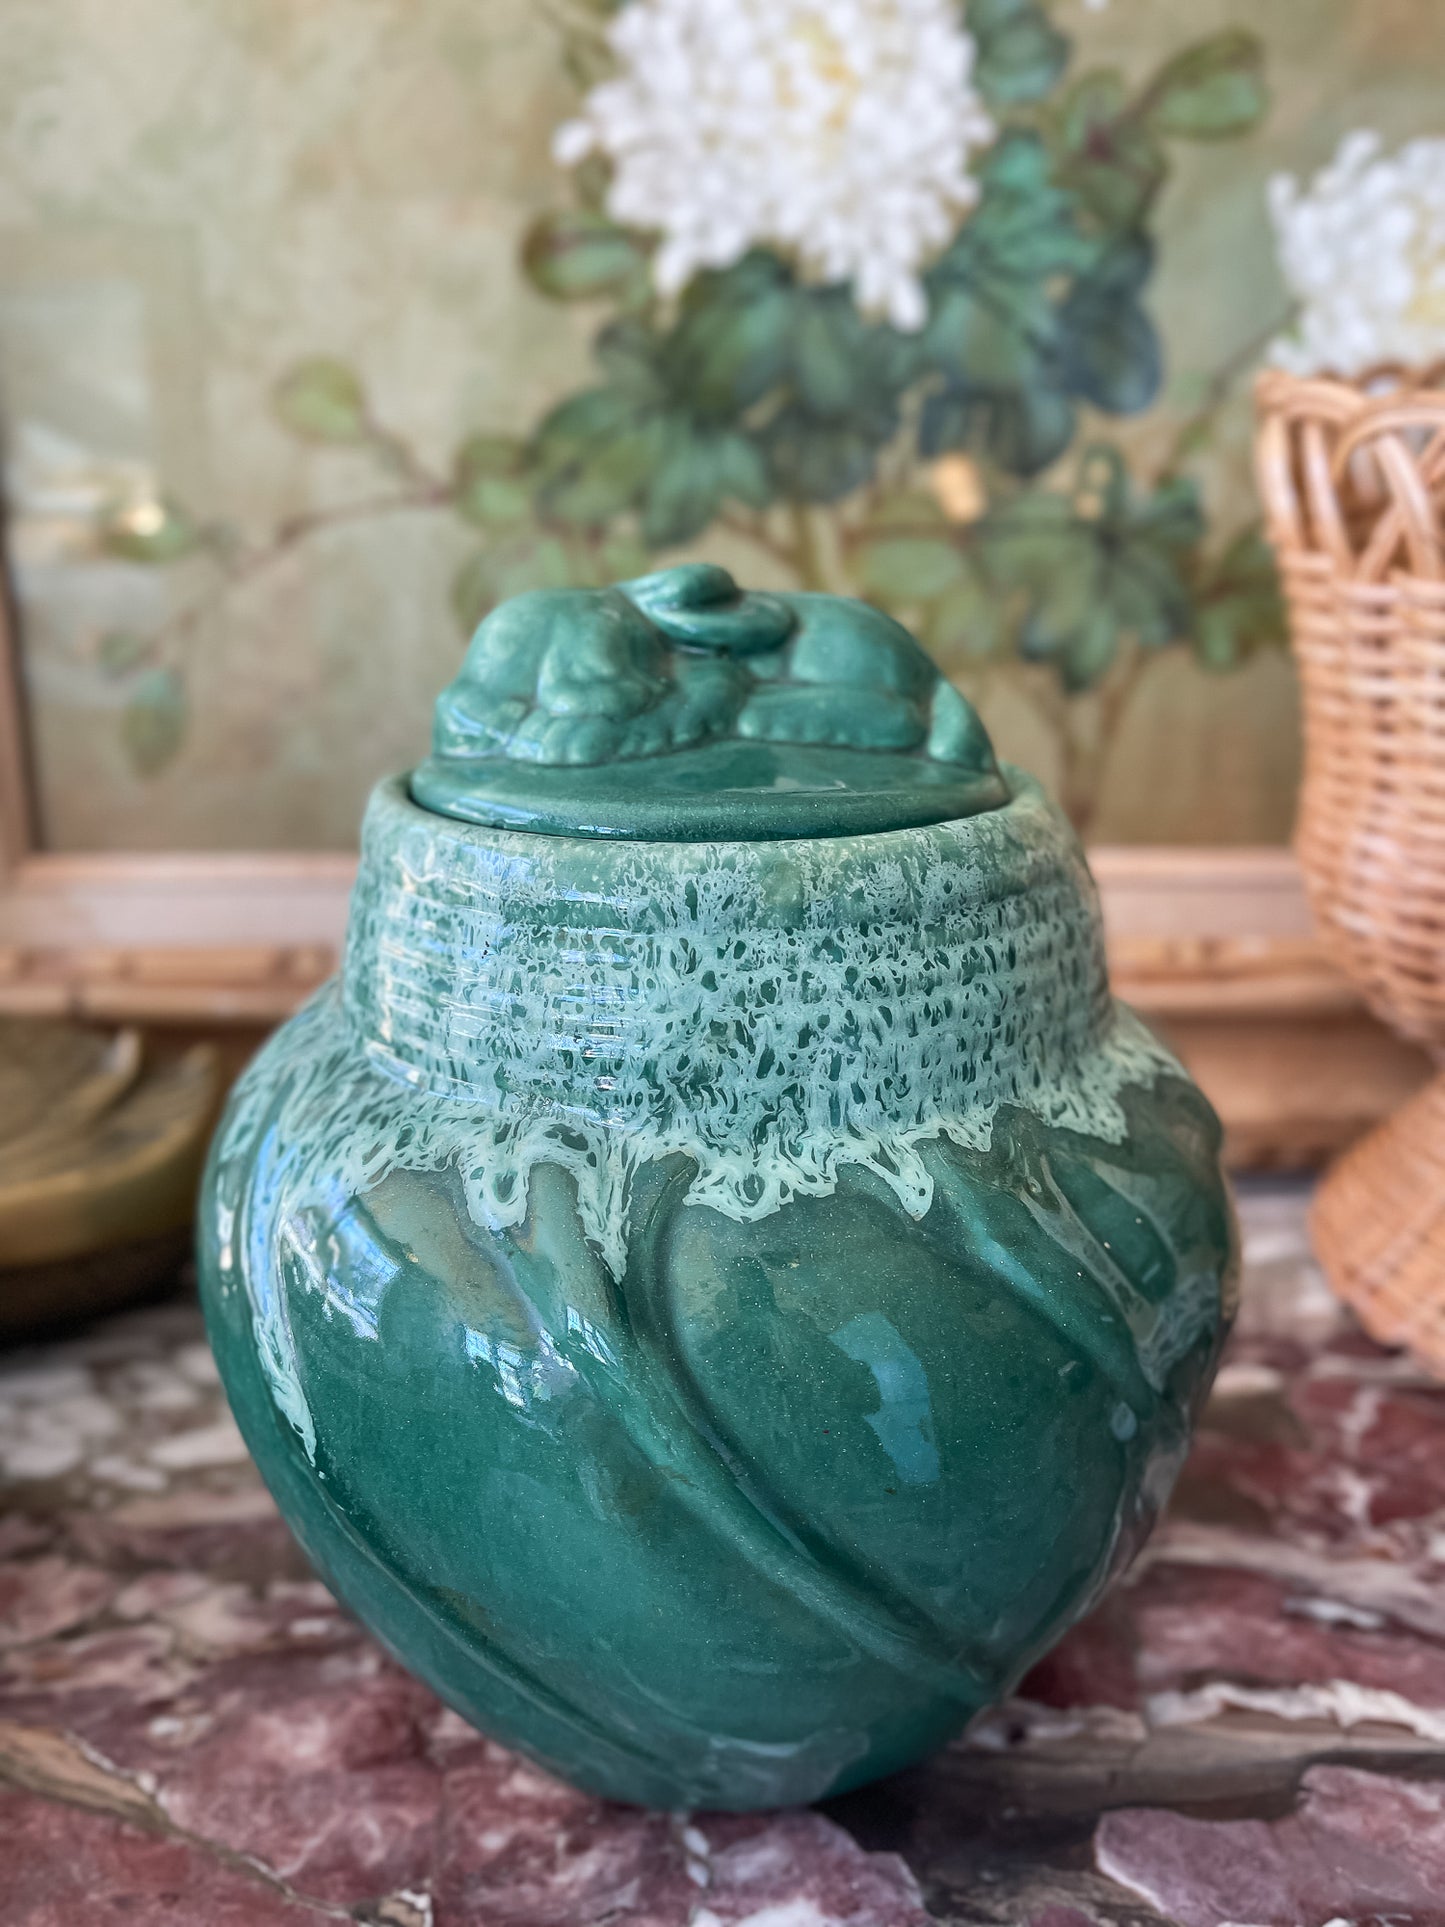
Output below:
[4,1182,1445,1926]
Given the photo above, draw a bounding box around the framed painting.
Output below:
[0,0,1432,1156]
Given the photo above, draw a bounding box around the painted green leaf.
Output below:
[1055,70,1168,230]
[451,535,576,636]
[792,301,870,416]
[767,332,905,499]
[857,536,967,606]
[1063,603,1127,689]
[121,667,187,776]
[521,209,650,302]
[1143,31,1268,140]
[995,513,1100,672]
[712,430,773,512]
[927,285,1040,390]
[272,358,368,443]
[100,496,204,565]
[630,255,909,505]
[1191,525,1284,670]
[1059,235,1162,416]
[97,629,154,676]
[661,256,796,417]
[955,132,1095,279]
[789,290,911,419]
[1132,474,1207,556]
[530,302,785,539]
[853,503,1003,662]
[917,133,1151,475]
[532,386,667,526]
[638,423,713,548]
[920,382,1077,478]
[927,571,1006,664]
[639,420,770,546]
[763,407,894,503]
[453,434,532,528]
[591,318,671,399]
[981,461,1203,691]
[968,0,1070,109]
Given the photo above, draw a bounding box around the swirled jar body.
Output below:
[199,770,1235,1811]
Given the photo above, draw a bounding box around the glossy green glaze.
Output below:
[411,563,1006,839]
[198,572,1236,1812]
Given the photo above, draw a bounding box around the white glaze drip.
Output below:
[219,775,1182,1281]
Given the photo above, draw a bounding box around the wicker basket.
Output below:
[1256,365,1445,1368]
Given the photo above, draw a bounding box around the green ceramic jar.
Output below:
[199,566,1235,1812]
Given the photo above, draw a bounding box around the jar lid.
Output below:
[410,564,1008,841]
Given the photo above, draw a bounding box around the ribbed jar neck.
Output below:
[321,773,1183,1274]
[341,772,1110,1124]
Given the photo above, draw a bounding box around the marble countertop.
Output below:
[4,1183,1445,1927]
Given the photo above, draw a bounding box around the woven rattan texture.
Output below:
[1256,367,1445,1047]
[1309,1073,1445,1363]
[1256,366,1445,1372]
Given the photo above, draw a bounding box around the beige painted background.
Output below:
[0,0,1438,851]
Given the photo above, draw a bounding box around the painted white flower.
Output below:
[553,0,996,333]
[1268,130,1445,376]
